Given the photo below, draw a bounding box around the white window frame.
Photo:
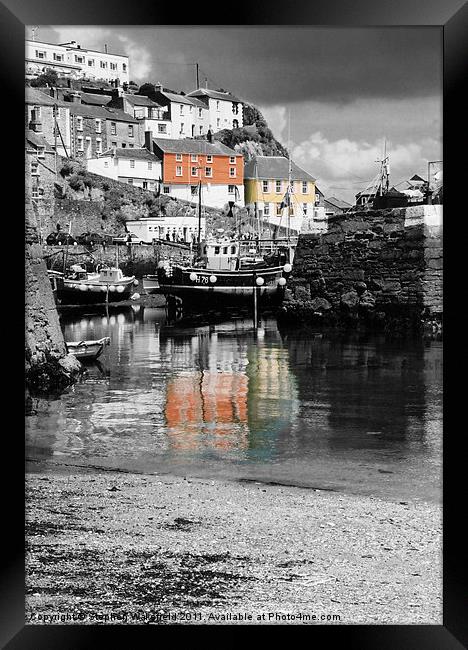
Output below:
[229,167,236,177]
[128,125,134,138]
[262,180,269,193]
[158,124,167,133]
[205,167,213,178]
[76,116,83,132]
[96,138,102,154]
[75,55,84,64]
[191,167,198,177]
[77,136,84,152]
[228,185,235,194]
[176,166,183,177]
[276,180,282,193]
[206,155,213,163]
[276,203,283,215]
[175,153,182,162]
[264,203,270,216]
[180,105,184,115]
[104,161,109,168]
[110,122,117,135]
[129,160,135,168]
[100,60,107,69]
[95,119,102,133]
[163,185,170,193]
[88,59,95,67]
[302,181,308,194]
[148,162,152,170]
[191,154,198,162]
[35,50,46,59]
[53,53,63,62]
[230,156,236,164]
[30,160,39,175]
[303,203,308,215]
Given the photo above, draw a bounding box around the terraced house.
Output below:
[244,156,316,233]
[68,102,140,159]
[25,88,71,157]
[145,135,244,209]
[187,88,243,132]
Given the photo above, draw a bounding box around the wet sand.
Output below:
[25,463,442,625]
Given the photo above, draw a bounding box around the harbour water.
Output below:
[25,306,442,504]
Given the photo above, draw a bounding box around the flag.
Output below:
[279,189,291,210]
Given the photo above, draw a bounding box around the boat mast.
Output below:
[197,178,202,255]
[287,109,292,262]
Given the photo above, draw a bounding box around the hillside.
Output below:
[214,102,289,160]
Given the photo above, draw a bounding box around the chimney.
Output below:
[29,110,42,133]
[207,129,212,143]
[69,92,81,104]
[105,43,108,54]
[144,131,153,152]
[155,82,163,93]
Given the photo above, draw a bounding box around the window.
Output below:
[163,186,170,194]
[35,50,46,59]
[276,203,283,215]
[30,160,39,175]
[262,180,269,193]
[216,118,220,128]
[95,119,101,133]
[158,124,167,133]
[104,161,109,168]
[128,125,134,137]
[191,154,198,162]
[228,185,235,193]
[148,162,152,170]
[264,203,270,216]
[175,153,182,161]
[303,203,308,215]
[229,167,236,177]
[216,101,220,111]
[198,108,203,117]
[205,167,212,177]
[128,178,133,185]
[88,59,95,67]
[31,185,40,199]
[130,160,135,168]
[180,123,185,134]
[276,180,282,193]
[76,116,83,131]
[100,61,107,69]
[189,105,193,113]
[32,105,41,120]
[191,167,198,177]
[223,247,228,254]
[302,181,308,194]
[233,119,239,129]
[110,122,116,135]
[75,55,84,64]
[122,63,127,72]
[110,62,117,71]
[53,53,63,62]
[230,156,236,164]
[111,141,117,147]
[37,146,45,159]
[77,137,84,151]
[199,126,203,135]
[191,186,198,196]
[176,166,182,176]
[231,245,236,254]
[232,103,239,114]
[143,181,148,189]
[180,105,184,115]
[128,144,134,148]
[206,155,213,163]
[96,138,102,154]
[214,246,220,255]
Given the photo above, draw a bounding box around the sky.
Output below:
[27,26,442,203]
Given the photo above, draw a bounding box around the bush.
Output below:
[68,174,85,192]
[30,68,59,88]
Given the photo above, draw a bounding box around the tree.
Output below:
[30,68,59,88]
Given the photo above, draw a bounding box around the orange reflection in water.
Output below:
[165,371,249,451]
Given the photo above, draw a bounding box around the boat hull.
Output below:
[157,265,288,308]
[54,278,135,305]
[66,337,110,361]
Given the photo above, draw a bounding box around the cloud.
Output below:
[258,105,288,142]
[292,133,441,202]
[116,35,151,81]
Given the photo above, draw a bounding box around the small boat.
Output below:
[66,337,111,361]
[48,265,138,305]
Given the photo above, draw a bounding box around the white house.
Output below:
[87,148,162,191]
[25,38,129,86]
[110,93,173,140]
[126,216,206,243]
[187,88,243,132]
[153,85,210,139]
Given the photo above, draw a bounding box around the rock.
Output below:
[359,291,376,309]
[340,291,359,310]
[294,285,311,301]
[354,281,367,295]
[58,354,83,378]
[310,297,332,312]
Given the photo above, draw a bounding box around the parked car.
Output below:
[76,232,113,246]
[45,232,77,246]
[112,233,142,245]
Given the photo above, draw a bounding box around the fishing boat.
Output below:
[66,336,111,361]
[48,265,138,305]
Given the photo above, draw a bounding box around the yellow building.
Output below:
[244,156,316,229]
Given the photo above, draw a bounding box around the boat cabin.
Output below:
[98,267,126,283]
[202,240,241,271]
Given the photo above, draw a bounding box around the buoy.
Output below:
[209,275,217,284]
[256,277,265,286]
[101,285,107,292]
[80,284,87,291]
[278,277,287,286]
[109,285,116,292]
[116,285,125,293]
[133,279,139,286]
[189,272,197,282]
[283,263,292,273]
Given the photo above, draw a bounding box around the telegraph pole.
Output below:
[195,62,199,89]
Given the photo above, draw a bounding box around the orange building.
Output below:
[144,135,245,209]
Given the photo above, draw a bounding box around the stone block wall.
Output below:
[282,205,442,330]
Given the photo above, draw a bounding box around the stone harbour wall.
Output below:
[280,205,443,333]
